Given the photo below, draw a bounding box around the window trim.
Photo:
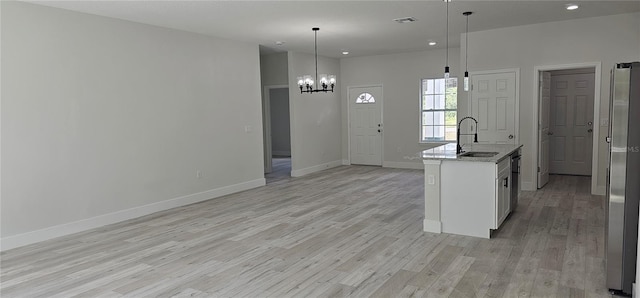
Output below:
[419,77,458,144]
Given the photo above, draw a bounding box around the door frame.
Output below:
[347,84,384,165]
[533,62,602,195]
[467,68,521,145]
[262,84,289,174]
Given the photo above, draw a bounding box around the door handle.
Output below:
[587,129,593,133]
[378,129,381,133]
[504,177,509,188]
[508,134,514,139]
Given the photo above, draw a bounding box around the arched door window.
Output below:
[355,92,375,104]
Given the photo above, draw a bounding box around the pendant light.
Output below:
[444,0,450,79]
[463,11,472,91]
[297,27,336,94]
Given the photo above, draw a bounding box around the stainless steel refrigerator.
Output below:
[606,62,640,295]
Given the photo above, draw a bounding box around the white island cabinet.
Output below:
[421,143,522,238]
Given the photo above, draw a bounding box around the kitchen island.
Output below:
[421,143,522,238]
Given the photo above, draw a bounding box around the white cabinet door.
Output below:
[495,160,511,228]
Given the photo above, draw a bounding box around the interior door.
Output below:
[538,72,551,188]
[549,72,595,175]
[349,86,383,166]
[471,71,517,144]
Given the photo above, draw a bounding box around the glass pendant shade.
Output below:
[319,74,328,85]
[329,75,336,85]
[464,72,469,91]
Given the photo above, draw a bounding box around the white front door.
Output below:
[538,71,551,188]
[349,86,383,166]
[470,71,518,144]
[549,72,595,175]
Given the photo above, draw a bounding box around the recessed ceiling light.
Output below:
[442,0,452,2]
[342,51,350,55]
[428,41,437,46]
[393,17,417,24]
[566,4,579,10]
[275,41,285,45]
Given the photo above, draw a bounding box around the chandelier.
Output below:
[297,28,336,93]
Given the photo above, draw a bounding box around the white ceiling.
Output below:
[30,0,640,58]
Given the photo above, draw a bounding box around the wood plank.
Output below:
[369,269,416,298]
[423,255,474,297]
[560,245,586,289]
[531,268,561,298]
[540,234,567,271]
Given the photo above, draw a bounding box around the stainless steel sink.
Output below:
[459,151,499,158]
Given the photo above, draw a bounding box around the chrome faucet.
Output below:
[457,116,478,154]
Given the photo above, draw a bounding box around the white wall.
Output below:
[340,49,461,168]
[460,12,640,191]
[1,2,265,249]
[260,52,288,87]
[269,88,291,156]
[287,52,342,176]
[260,53,291,156]
[259,52,289,170]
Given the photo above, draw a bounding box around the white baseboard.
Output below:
[342,159,350,165]
[423,219,442,234]
[291,160,342,177]
[383,161,423,170]
[522,181,536,191]
[0,178,266,251]
[593,185,606,196]
[272,150,291,156]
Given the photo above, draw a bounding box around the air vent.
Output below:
[394,17,417,24]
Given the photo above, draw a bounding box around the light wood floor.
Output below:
[1,166,611,297]
[265,157,291,183]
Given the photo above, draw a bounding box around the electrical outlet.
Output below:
[601,118,609,126]
[196,170,202,179]
[244,125,252,133]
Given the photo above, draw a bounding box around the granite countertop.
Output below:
[420,143,523,163]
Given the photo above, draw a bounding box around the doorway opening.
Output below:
[263,85,291,183]
[534,63,601,194]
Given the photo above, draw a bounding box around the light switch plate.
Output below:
[600,118,609,126]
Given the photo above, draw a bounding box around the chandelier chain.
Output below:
[465,13,468,71]
[446,1,449,68]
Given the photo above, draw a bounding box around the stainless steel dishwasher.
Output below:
[510,152,520,211]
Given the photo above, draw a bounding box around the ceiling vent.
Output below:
[394,17,417,24]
